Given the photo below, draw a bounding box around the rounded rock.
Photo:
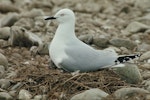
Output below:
[18,89,32,100]
[0,27,10,40]
[0,53,8,69]
[0,79,11,89]
[0,92,13,100]
[114,87,149,99]
[71,88,109,100]
[114,63,142,84]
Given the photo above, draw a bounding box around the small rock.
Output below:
[37,43,49,55]
[109,38,137,50]
[114,87,149,99]
[0,79,11,89]
[136,13,150,25]
[8,90,16,97]
[71,88,109,100]
[138,43,150,52]
[135,0,150,10]
[114,63,142,84]
[0,65,5,78]
[0,27,10,40]
[125,21,149,33]
[0,13,19,27]
[21,9,44,18]
[9,26,42,47]
[93,35,109,48]
[75,3,101,13]
[34,94,47,100]
[0,92,13,100]
[0,53,8,69]
[18,89,32,100]
[0,3,20,13]
[142,71,150,80]
[140,51,150,61]
[14,18,34,30]
[78,34,93,44]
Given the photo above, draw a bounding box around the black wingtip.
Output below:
[45,17,56,20]
[115,53,141,64]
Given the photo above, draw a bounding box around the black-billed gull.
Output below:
[45,8,140,72]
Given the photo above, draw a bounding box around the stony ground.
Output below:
[0,0,150,100]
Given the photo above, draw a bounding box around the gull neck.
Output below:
[54,21,76,40]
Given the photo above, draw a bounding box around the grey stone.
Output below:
[135,0,150,10]
[0,65,5,78]
[1,13,19,27]
[138,43,150,52]
[37,43,49,55]
[109,38,137,50]
[0,53,8,69]
[78,34,93,44]
[71,88,109,100]
[114,87,149,99]
[14,18,35,30]
[140,51,150,61]
[0,79,11,89]
[18,89,32,100]
[93,35,109,48]
[9,26,42,47]
[0,3,20,13]
[114,63,142,84]
[0,27,10,40]
[142,71,150,80]
[136,13,150,25]
[34,94,47,100]
[0,92,13,100]
[20,9,44,18]
[125,21,149,33]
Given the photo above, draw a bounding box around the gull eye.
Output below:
[60,13,65,16]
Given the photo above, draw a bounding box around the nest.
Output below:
[13,65,129,100]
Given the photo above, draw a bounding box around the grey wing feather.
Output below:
[60,42,118,72]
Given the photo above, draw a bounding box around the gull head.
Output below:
[45,8,75,24]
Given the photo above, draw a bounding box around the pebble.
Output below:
[113,63,142,84]
[37,43,49,55]
[78,34,93,44]
[137,43,150,52]
[71,88,109,100]
[0,79,11,89]
[20,9,44,18]
[14,18,35,30]
[114,87,149,99]
[135,0,150,10]
[93,35,109,48]
[136,13,150,25]
[142,71,150,80]
[125,21,149,33]
[0,13,19,27]
[109,38,137,50]
[0,65,5,78]
[34,94,47,100]
[9,26,42,47]
[18,89,32,100]
[0,92,13,100]
[0,27,10,40]
[0,53,8,69]
[0,3,20,13]
[140,51,150,61]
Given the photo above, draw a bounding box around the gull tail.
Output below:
[115,54,141,64]
[101,54,141,68]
